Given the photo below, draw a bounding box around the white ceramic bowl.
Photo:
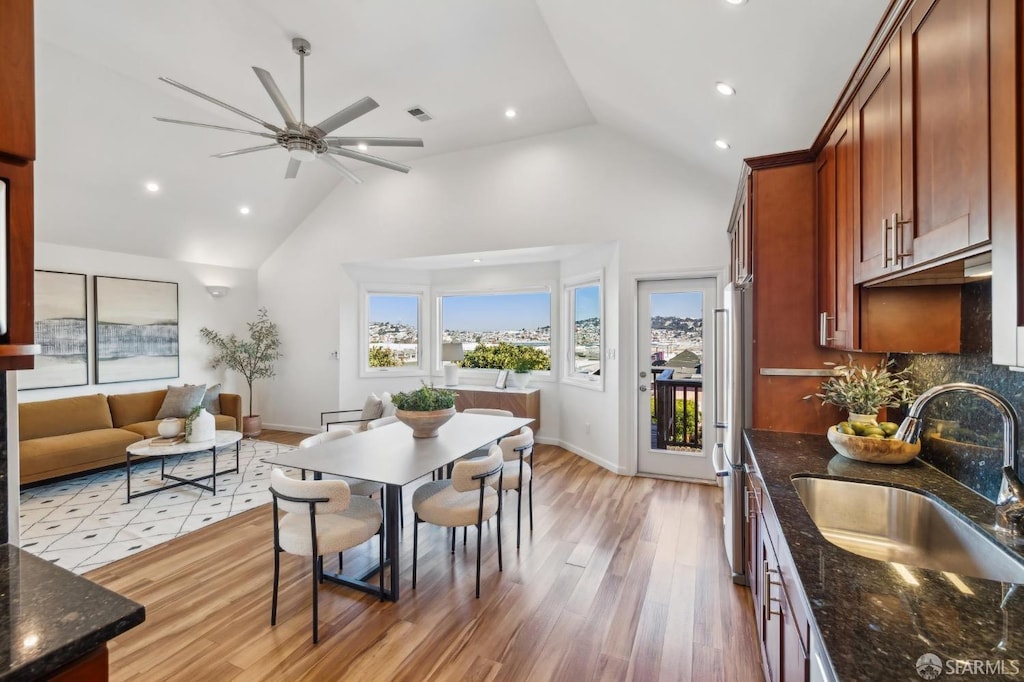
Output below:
[157,418,182,438]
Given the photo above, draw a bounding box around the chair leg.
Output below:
[338,552,343,574]
[475,521,482,599]
[312,554,320,644]
[463,526,467,546]
[400,488,404,530]
[516,485,523,549]
[497,496,503,573]
[271,548,280,626]
[451,527,456,554]
[318,555,325,583]
[412,513,419,589]
[529,476,534,531]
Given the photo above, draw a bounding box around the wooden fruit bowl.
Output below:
[827,426,921,465]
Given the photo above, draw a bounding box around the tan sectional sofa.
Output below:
[19,389,242,485]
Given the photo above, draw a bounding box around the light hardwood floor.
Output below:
[85,431,764,681]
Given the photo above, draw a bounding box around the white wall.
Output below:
[20,242,259,403]
[258,124,732,471]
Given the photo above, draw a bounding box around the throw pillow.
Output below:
[380,392,397,418]
[202,383,222,415]
[156,384,207,419]
[360,393,383,421]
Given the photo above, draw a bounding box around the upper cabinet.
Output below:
[729,171,752,286]
[816,108,856,350]
[0,0,36,161]
[854,0,993,284]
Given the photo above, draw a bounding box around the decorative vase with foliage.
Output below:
[391,383,458,438]
[508,358,537,388]
[811,356,916,423]
[200,307,282,437]
[184,404,216,443]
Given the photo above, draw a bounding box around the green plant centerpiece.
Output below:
[811,357,920,464]
[200,307,282,437]
[391,383,458,438]
[184,404,203,440]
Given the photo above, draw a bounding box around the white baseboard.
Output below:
[537,436,626,475]
[261,423,320,435]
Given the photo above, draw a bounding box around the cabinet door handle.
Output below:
[764,560,784,619]
[894,212,913,263]
[819,312,835,346]
[881,217,892,267]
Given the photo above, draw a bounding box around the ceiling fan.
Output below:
[155,37,423,183]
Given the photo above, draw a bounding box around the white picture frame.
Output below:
[494,369,509,389]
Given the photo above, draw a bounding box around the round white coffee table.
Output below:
[125,430,243,502]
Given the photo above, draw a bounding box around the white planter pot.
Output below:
[508,371,531,389]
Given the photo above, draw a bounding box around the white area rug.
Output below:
[19,439,295,574]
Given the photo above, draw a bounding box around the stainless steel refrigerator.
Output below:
[712,281,752,585]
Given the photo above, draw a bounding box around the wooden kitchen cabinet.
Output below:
[854,0,994,284]
[746,462,810,682]
[815,108,856,350]
[0,0,35,161]
[729,171,752,285]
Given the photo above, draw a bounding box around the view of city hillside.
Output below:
[649,291,704,375]
[367,291,703,371]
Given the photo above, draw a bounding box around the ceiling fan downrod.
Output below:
[292,37,310,130]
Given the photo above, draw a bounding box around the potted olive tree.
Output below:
[200,307,282,437]
[391,383,458,438]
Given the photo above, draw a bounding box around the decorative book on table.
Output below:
[150,435,185,446]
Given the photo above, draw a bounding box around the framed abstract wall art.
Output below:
[94,276,179,384]
[18,270,88,389]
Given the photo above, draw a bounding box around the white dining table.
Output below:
[263,412,533,601]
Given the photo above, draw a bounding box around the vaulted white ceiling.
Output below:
[34,0,887,269]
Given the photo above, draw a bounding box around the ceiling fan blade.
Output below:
[312,97,379,137]
[211,143,281,159]
[285,157,301,179]
[252,67,299,130]
[158,76,283,134]
[319,154,363,184]
[324,136,424,148]
[154,117,278,139]
[327,146,410,173]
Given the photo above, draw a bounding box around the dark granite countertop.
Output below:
[745,429,1024,682]
[0,544,144,680]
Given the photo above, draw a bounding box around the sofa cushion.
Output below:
[156,384,207,419]
[19,394,113,441]
[108,390,167,428]
[19,428,144,483]
[202,383,222,415]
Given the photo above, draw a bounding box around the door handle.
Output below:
[713,307,728,428]
[819,312,835,346]
[713,442,729,477]
[894,212,912,264]
[882,217,892,267]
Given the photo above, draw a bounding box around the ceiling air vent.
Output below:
[406,106,433,122]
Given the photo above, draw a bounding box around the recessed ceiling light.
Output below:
[239,206,251,215]
[357,143,368,152]
[472,258,482,263]
[714,139,731,150]
[715,82,736,96]
[145,182,160,193]
[724,0,747,5]
[505,108,517,119]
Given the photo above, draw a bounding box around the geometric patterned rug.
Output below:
[18,439,295,574]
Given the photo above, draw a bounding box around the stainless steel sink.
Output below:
[792,476,1024,583]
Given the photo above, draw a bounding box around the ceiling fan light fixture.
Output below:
[287,138,319,161]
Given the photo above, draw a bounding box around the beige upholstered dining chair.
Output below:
[269,468,383,643]
[365,415,399,429]
[299,429,384,498]
[496,426,535,549]
[411,447,504,598]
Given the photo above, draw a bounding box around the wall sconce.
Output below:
[206,285,231,298]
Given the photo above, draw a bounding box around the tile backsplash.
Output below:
[891,280,1024,502]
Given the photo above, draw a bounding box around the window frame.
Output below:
[562,270,604,391]
[359,284,429,378]
[433,284,556,380]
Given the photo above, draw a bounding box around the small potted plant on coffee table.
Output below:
[391,383,458,438]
